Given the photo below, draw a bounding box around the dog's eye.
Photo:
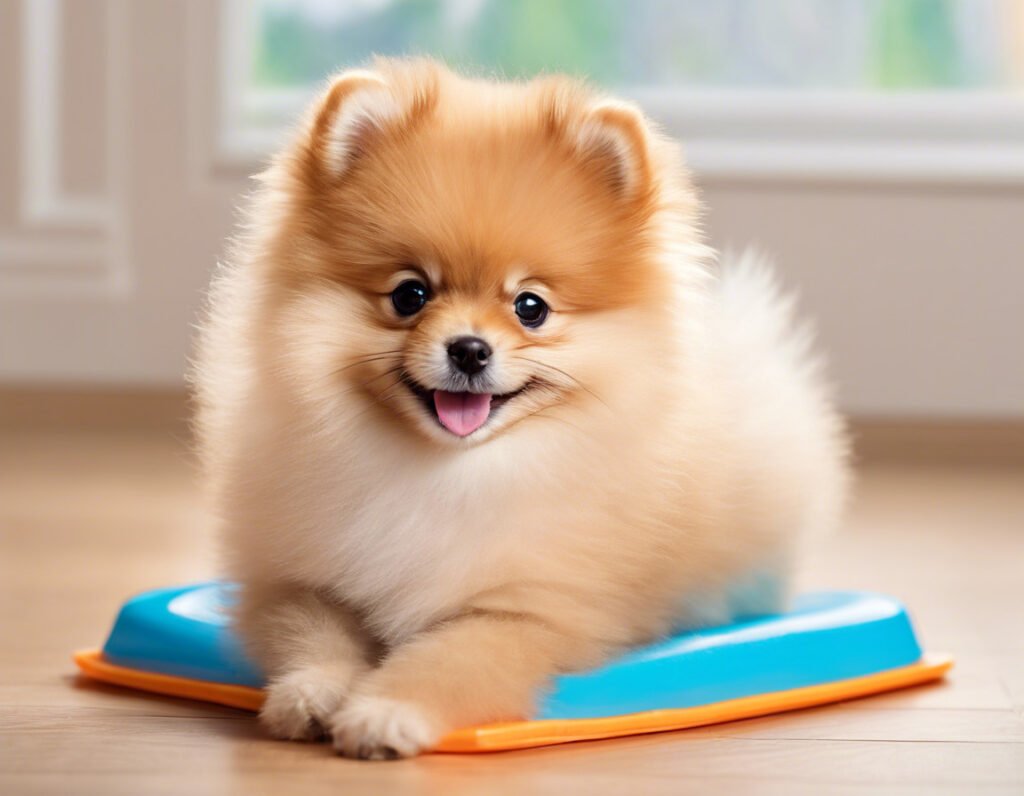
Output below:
[391,280,430,316]
[514,292,549,328]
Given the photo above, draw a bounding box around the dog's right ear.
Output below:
[302,70,403,181]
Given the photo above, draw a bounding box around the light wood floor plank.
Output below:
[1,423,1022,794]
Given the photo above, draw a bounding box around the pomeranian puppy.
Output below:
[193,58,848,759]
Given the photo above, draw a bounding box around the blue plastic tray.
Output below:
[100,583,929,720]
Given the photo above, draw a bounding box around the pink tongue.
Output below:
[433,391,492,437]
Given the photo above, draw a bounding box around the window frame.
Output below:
[215,0,1024,184]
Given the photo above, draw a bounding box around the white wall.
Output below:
[0,0,1021,418]
[702,180,1024,417]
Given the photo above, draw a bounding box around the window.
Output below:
[218,0,1024,180]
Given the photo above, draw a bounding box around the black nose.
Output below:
[447,336,491,376]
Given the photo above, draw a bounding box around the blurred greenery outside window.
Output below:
[248,0,1023,93]
[219,0,1024,179]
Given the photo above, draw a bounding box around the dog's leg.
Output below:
[329,610,599,759]
[238,584,376,741]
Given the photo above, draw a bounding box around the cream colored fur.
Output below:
[192,59,848,759]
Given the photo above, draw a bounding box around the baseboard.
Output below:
[1,387,1021,466]
[0,386,190,432]
[852,417,1024,467]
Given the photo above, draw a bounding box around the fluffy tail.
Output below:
[714,247,851,547]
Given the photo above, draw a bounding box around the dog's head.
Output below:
[259,60,702,446]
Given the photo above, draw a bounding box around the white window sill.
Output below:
[214,88,1024,184]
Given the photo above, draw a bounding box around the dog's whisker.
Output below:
[330,366,405,401]
[362,366,405,388]
[375,377,409,405]
[331,351,405,377]
[513,399,590,437]
[511,357,610,410]
[342,377,407,426]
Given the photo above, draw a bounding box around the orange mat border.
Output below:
[73,649,953,753]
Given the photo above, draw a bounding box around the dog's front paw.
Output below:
[330,695,440,760]
[260,665,355,741]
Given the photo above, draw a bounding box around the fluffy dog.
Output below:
[193,58,848,759]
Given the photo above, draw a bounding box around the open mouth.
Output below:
[401,374,530,437]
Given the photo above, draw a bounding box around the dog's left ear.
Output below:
[573,100,654,202]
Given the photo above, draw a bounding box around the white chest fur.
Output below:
[250,422,572,645]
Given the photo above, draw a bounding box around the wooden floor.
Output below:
[1,413,1022,795]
